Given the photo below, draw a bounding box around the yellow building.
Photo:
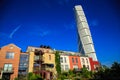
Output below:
[27,46,56,80]
[42,49,56,74]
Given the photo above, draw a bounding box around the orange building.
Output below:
[0,44,21,80]
[69,56,82,70]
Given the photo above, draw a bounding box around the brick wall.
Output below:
[0,44,21,80]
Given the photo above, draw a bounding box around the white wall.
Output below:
[80,57,91,71]
[60,55,70,71]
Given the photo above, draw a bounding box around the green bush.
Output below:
[27,72,43,80]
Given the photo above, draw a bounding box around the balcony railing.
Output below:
[3,68,14,73]
[41,64,54,72]
[34,57,44,64]
[35,49,44,55]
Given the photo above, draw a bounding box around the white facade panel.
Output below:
[77,22,89,30]
[80,29,91,37]
[60,55,70,71]
[82,36,93,45]
[80,57,91,71]
[78,16,87,22]
[84,44,95,53]
[75,5,83,11]
[76,11,85,16]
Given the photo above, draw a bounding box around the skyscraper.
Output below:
[74,5,97,61]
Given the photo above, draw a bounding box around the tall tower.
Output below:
[74,5,97,61]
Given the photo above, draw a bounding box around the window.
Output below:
[6,52,14,59]
[64,57,67,63]
[34,56,39,60]
[83,65,85,68]
[87,65,89,70]
[82,58,85,64]
[73,65,78,70]
[86,59,89,64]
[75,58,78,63]
[65,65,69,71]
[49,55,51,60]
[61,65,64,70]
[20,55,28,61]
[72,58,74,63]
[60,57,63,63]
[4,64,12,71]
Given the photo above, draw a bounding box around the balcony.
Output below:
[41,64,54,71]
[3,68,14,73]
[34,56,44,64]
[35,49,44,55]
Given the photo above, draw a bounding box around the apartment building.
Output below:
[69,55,82,70]
[59,51,99,72]
[89,58,100,71]
[80,56,91,71]
[0,43,100,80]
[27,46,56,80]
[18,52,29,78]
[0,44,21,80]
[60,55,70,71]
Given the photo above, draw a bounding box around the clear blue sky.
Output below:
[0,0,120,66]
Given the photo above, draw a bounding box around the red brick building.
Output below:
[0,44,21,80]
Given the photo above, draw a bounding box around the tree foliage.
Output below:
[94,62,120,80]
[27,72,43,80]
[55,51,61,77]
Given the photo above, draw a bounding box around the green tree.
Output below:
[93,62,120,80]
[55,51,61,78]
[27,72,43,80]
[81,67,92,79]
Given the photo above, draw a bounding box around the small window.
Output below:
[4,64,13,71]
[75,58,78,63]
[64,57,67,63]
[61,65,64,70]
[73,65,78,70]
[82,58,85,63]
[72,58,74,63]
[86,59,89,64]
[65,65,69,71]
[60,57,63,63]
[87,65,89,70]
[49,55,51,60]
[6,52,14,59]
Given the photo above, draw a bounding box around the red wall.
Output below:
[89,58,100,71]
[69,56,82,70]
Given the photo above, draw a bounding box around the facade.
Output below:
[27,46,56,80]
[74,5,97,61]
[0,44,21,80]
[59,51,99,72]
[80,56,91,71]
[0,43,99,80]
[18,52,29,78]
[60,55,70,71]
[69,56,82,70]
[89,58,100,71]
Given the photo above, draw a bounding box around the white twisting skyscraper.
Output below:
[74,5,97,61]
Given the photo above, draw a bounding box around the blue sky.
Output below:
[0,0,120,66]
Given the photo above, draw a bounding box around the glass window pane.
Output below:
[64,57,67,63]
[6,52,14,59]
[76,58,78,63]
[72,58,74,63]
[60,57,63,63]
